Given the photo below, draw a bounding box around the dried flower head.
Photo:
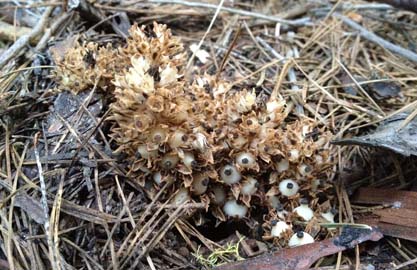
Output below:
[53,22,334,249]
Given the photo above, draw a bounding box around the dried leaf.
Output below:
[332,113,417,156]
[215,227,383,270]
[14,193,47,224]
[365,81,401,100]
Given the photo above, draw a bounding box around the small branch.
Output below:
[0,7,54,70]
[0,21,33,44]
[334,13,417,63]
[34,132,53,268]
[367,0,417,13]
[186,0,226,70]
[149,0,311,26]
[35,11,74,52]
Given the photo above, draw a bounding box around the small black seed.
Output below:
[271,220,278,226]
[296,231,304,238]
[202,179,209,186]
[241,157,249,164]
[287,182,294,189]
[224,168,232,176]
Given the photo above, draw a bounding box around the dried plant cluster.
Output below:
[53,23,334,247]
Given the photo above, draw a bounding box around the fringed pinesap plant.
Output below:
[53,22,335,247]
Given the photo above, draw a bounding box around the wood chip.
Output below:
[352,187,417,209]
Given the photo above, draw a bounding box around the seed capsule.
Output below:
[271,221,291,238]
[136,145,158,159]
[298,164,312,176]
[278,179,299,197]
[288,149,300,162]
[236,152,256,168]
[182,152,196,169]
[161,154,179,170]
[276,159,290,173]
[192,174,209,195]
[223,200,247,218]
[288,231,314,247]
[220,165,241,185]
[241,177,258,196]
[293,199,314,221]
[169,130,188,148]
[173,188,190,206]
[321,209,336,223]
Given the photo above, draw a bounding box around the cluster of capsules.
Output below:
[53,23,335,248]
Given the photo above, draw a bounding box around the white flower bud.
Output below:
[298,164,312,176]
[288,149,300,162]
[241,177,258,195]
[236,152,256,168]
[192,174,209,195]
[182,152,196,169]
[321,209,336,223]
[173,188,190,205]
[220,165,241,185]
[293,201,314,221]
[150,127,167,143]
[288,231,314,247]
[136,145,158,159]
[161,154,179,170]
[278,179,299,197]
[223,200,247,218]
[271,221,290,238]
[276,159,289,173]
[169,130,188,148]
[153,172,162,185]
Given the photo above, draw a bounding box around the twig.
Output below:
[0,7,54,70]
[34,11,74,52]
[216,24,242,81]
[255,37,285,61]
[256,36,305,114]
[366,0,417,13]
[186,0,226,70]
[394,256,417,269]
[149,0,311,26]
[34,132,53,268]
[312,3,393,12]
[333,13,417,63]
[0,21,33,43]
